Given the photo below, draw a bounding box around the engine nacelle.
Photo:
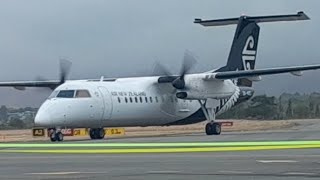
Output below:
[176,73,238,100]
[176,89,235,100]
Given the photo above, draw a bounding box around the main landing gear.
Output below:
[198,100,222,135]
[89,128,105,140]
[205,122,221,135]
[48,128,64,142]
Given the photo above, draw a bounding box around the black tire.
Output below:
[98,128,105,139]
[89,129,97,139]
[50,132,57,142]
[212,123,221,135]
[205,123,213,135]
[56,132,64,141]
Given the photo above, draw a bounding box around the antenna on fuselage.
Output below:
[100,76,104,82]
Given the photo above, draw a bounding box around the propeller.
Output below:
[153,50,197,90]
[152,61,172,76]
[32,58,72,90]
[59,58,72,84]
[172,50,197,89]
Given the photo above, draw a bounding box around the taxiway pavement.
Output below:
[0,149,319,180]
[0,123,320,180]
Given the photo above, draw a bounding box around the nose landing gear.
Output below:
[89,128,105,140]
[48,128,64,142]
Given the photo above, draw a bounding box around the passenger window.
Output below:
[145,97,148,103]
[129,97,133,103]
[57,90,75,98]
[125,97,128,103]
[140,97,143,103]
[155,96,159,103]
[149,97,153,103]
[118,97,121,103]
[75,90,91,98]
[135,97,138,103]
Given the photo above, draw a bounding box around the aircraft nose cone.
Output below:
[34,110,51,127]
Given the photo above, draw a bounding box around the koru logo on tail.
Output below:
[242,35,256,71]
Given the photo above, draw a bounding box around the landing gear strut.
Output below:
[198,100,221,135]
[89,128,105,140]
[48,128,64,142]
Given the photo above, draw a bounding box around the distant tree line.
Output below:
[219,92,320,120]
[0,106,37,130]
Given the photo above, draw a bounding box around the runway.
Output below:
[1,149,320,179]
[1,126,320,179]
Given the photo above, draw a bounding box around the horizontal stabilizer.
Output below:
[194,11,309,27]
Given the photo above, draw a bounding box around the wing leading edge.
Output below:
[0,80,61,90]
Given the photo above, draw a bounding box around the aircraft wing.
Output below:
[210,64,320,80]
[0,80,60,90]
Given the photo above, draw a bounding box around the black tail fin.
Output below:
[218,17,260,87]
[222,18,259,72]
[194,11,309,87]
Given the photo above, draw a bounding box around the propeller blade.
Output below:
[59,58,72,84]
[172,50,197,89]
[152,61,172,76]
[180,50,197,77]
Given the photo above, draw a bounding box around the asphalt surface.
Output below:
[0,122,320,180]
[1,149,320,180]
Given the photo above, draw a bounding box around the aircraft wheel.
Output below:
[97,128,105,139]
[49,131,57,142]
[89,129,97,139]
[205,123,213,135]
[205,123,221,135]
[56,131,64,141]
[212,123,221,135]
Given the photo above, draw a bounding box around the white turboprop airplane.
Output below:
[0,11,319,142]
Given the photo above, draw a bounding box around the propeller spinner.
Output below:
[155,50,197,90]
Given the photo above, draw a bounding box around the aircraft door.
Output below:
[98,87,113,121]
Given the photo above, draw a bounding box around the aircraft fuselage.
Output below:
[34,75,248,128]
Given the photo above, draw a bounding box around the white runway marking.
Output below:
[25,172,79,175]
[257,160,298,163]
[147,170,181,174]
[284,172,316,176]
[25,171,108,175]
[219,170,253,174]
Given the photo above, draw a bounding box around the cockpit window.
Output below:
[48,90,59,99]
[75,90,91,98]
[57,90,75,98]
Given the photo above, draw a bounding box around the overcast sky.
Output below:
[0,0,319,107]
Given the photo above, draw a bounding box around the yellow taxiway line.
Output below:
[1,141,320,148]
[1,144,320,154]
